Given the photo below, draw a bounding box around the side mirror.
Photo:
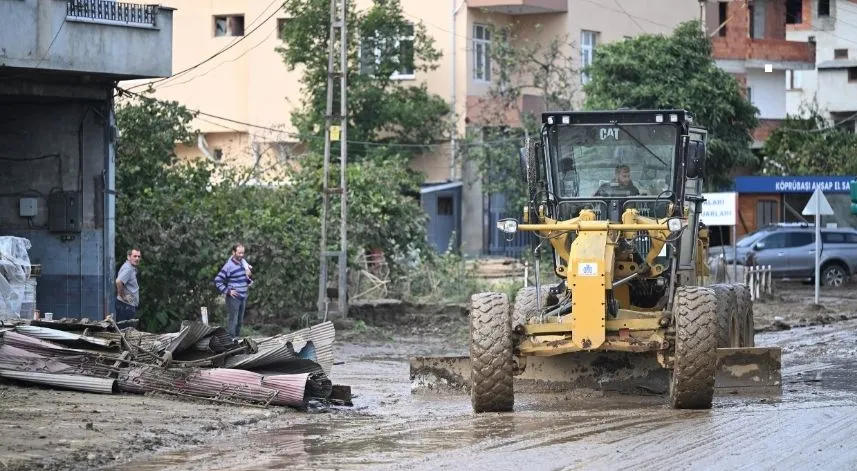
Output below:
[686,140,706,179]
[753,241,765,251]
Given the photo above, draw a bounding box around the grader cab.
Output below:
[410,109,782,412]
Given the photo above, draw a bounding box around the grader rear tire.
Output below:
[669,286,718,410]
[512,286,552,329]
[734,283,755,347]
[470,292,514,413]
[710,283,740,348]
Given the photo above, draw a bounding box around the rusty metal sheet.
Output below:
[14,325,117,349]
[253,321,335,376]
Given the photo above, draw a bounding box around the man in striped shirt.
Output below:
[214,243,252,338]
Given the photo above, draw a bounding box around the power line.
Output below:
[126,0,289,91]
[115,86,520,149]
[157,25,279,90]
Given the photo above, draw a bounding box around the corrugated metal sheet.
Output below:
[14,325,117,349]
[261,373,309,406]
[165,322,225,355]
[223,341,298,369]
[2,330,72,353]
[0,369,117,394]
[0,344,73,373]
[118,366,310,407]
[254,321,336,376]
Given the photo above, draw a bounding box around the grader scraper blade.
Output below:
[409,347,781,396]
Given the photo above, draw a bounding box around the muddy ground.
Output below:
[1,281,856,470]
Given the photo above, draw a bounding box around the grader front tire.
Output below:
[734,284,755,347]
[669,286,718,410]
[470,292,514,413]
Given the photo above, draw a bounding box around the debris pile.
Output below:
[0,317,350,410]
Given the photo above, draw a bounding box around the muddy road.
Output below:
[3,282,857,470]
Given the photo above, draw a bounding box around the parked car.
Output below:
[707,223,857,287]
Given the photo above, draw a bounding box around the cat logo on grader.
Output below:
[410,109,782,411]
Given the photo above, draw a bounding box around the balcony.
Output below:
[712,37,816,72]
[468,0,567,15]
[0,0,174,80]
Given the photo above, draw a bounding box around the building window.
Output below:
[786,0,802,24]
[277,18,287,41]
[756,200,778,227]
[359,23,415,79]
[835,48,848,59]
[718,2,728,37]
[214,15,245,37]
[580,30,598,85]
[473,24,492,82]
[849,67,857,82]
[437,196,454,216]
[818,0,830,16]
[746,86,753,103]
[786,69,803,89]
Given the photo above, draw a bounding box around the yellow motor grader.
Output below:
[410,109,781,411]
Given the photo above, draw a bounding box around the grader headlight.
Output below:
[667,217,683,232]
[497,218,519,234]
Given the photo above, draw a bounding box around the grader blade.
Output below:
[410,347,781,396]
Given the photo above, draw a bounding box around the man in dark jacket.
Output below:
[594,164,640,197]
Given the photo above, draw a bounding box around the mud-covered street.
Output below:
[2,282,857,471]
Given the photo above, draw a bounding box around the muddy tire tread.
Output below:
[709,283,736,348]
[733,283,755,347]
[670,286,718,410]
[470,292,514,413]
[512,286,552,328]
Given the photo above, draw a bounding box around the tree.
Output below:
[763,101,857,175]
[115,92,435,332]
[462,20,578,210]
[582,20,759,190]
[277,0,451,160]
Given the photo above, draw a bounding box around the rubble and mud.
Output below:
[0,281,855,470]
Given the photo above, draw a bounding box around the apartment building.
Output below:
[120,0,699,256]
[784,0,857,130]
[706,0,817,147]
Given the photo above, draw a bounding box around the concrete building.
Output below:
[120,0,700,257]
[0,0,174,318]
[784,0,857,130]
[707,0,817,148]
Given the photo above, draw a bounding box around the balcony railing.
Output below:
[66,0,158,27]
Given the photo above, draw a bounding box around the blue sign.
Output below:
[734,176,857,194]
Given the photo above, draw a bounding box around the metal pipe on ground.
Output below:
[0,369,118,394]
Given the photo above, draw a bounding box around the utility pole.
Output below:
[317,0,349,320]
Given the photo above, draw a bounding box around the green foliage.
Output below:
[115,93,435,332]
[276,0,450,160]
[763,101,857,175]
[582,21,760,190]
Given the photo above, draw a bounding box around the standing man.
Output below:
[115,248,141,321]
[214,243,252,338]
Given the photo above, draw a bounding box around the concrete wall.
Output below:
[747,69,788,118]
[0,90,113,319]
[0,0,174,79]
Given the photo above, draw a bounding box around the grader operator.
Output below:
[410,109,781,412]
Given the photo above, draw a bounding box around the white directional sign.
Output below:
[701,192,737,226]
[801,186,834,305]
[802,187,835,216]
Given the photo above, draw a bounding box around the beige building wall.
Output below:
[119,0,699,255]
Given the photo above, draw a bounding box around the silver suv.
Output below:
[708,223,857,287]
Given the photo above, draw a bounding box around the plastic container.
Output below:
[19,278,36,319]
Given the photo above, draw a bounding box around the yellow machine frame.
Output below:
[515,204,691,357]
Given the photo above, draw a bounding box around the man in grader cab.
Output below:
[409,108,781,413]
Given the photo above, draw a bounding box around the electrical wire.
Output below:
[125,0,290,91]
